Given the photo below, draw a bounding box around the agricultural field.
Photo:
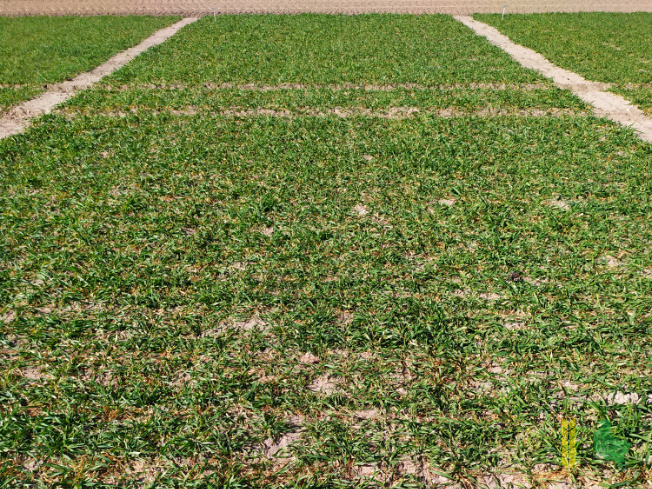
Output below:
[1,14,652,488]
[0,15,180,113]
[475,12,652,115]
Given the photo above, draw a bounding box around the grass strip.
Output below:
[0,86,42,114]
[64,85,587,114]
[108,14,549,86]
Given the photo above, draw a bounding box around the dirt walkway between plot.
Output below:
[72,106,586,119]
[102,82,552,92]
[0,17,198,141]
[1,0,651,16]
[455,16,652,143]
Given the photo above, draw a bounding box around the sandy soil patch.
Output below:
[606,391,652,405]
[354,204,370,216]
[1,311,16,324]
[20,366,51,380]
[260,226,274,237]
[202,317,268,336]
[545,199,571,210]
[260,431,303,459]
[299,352,320,365]
[307,374,341,395]
[1,0,651,16]
[352,408,379,420]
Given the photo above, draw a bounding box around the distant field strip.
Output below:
[0,16,181,114]
[0,17,199,139]
[108,15,546,85]
[100,82,552,91]
[62,106,588,119]
[65,15,587,118]
[2,14,651,489]
[54,14,593,124]
[458,15,652,142]
[475,13,652,116]
[66,84,586,115]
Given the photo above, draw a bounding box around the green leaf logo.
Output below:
[594,420,630,468]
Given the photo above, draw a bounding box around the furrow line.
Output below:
[63,106,588,119]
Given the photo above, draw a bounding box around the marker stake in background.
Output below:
[502,4,507,19]
[211,7,216,20]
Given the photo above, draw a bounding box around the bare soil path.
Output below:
[455,15,652,142]
[0,17,198,140]
[1,0,651,16]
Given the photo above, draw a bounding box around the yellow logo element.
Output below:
[561,417,578,469]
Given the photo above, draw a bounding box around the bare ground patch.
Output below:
[2,0,651,16]
[307,374,343,395]
[202,317,269,337]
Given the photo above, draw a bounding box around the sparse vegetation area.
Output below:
[1,14,651,488]
[475,12,652,115]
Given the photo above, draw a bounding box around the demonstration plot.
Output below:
[3,113,652,486]
[1,13,651,488]
[0,15,180,113]
[475,12,652,115]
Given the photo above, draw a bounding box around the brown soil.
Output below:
[1,0,651,16]
[67,106,587,119]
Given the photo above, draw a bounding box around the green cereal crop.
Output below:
[110,14,548,86]
[2,112,651,486]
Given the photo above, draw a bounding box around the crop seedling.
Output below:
[475,12,652,115]
[1,13,651,488]
[0,15,180,113]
